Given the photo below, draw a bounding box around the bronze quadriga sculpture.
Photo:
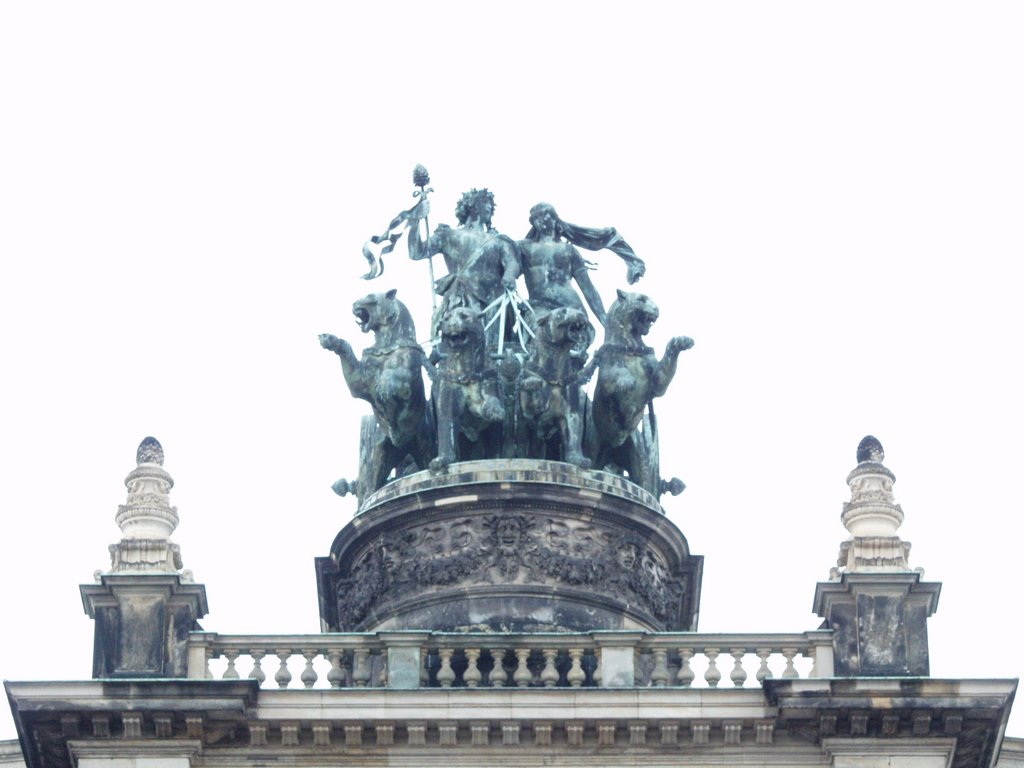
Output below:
[321,168,692,502]
[316,168,701,634]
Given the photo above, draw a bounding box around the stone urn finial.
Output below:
[834,435,912,574]
[107,436,185,574]
[842,435,901,538]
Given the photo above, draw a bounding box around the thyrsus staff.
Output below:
[359,164,436,291]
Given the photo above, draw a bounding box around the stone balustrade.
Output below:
[187,630,833,689]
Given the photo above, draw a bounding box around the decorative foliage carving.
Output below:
[336,547,386,629]
[533,520,606,585]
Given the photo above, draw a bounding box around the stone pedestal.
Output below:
[80,437,208,678]
[81,575,207,678]
[813,572,940,676]
[316,460,703,632]
[815,437,941,677]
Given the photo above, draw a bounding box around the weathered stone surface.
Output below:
[767,678,1015,768]
[6,677,1018,768]
[109,437,183,575]
[814,573,940,676]
[81,438,207,679]
[382,642,424,690]
[315,460,702,633]
[816,437,940,676]
[81,575,208,678]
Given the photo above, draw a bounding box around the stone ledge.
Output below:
[359,459,663,515]
[9,680,1015,768]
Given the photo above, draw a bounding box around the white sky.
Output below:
[2,0,1023,741]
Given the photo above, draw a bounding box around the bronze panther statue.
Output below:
[586,290,693,493]
[430,307,505,471]
[319,289,434,494]
[517,307,593,467]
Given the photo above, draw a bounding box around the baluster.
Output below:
[274,650,293,689]
[249,650,267,685]
[420,648,429,686]
[326,649,345,689]
[540,649,559,688]
[464,649,482,688]
[489,648,508,688]
[781,648,799,679]
[676,648,694,688]
[436,648,456,688]
[593,649,602,686]
[513,648,533,688]
[353,647,371,687]
[301,649,319,688]
[567,649,586,688]
[222,649,240,679]
[729,648,747,688]
[808,646,818,678]
[204,647,214,679]
[651,649,670,687]
[755,648,773,683]
[704,648,721,688]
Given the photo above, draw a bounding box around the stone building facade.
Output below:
[4,436,1020,768]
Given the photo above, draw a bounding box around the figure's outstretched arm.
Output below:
[408,225,431,261]
[422,349,438,382]
[622,254,646,284]
[408,202,443,262]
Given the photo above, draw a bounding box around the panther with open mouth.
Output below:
[429,307,505,472]
[516,306,593,467]
[319,289,434,494]
[586,290,693,493]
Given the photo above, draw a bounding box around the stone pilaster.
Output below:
[80,437,208,678]
[813,436,940,676]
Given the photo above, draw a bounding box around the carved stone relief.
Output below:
[333,511,689,629]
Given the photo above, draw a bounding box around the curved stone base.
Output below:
[315,460,703,633]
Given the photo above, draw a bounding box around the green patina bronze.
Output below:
[319,289,434,497]
[324,171,692,500]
